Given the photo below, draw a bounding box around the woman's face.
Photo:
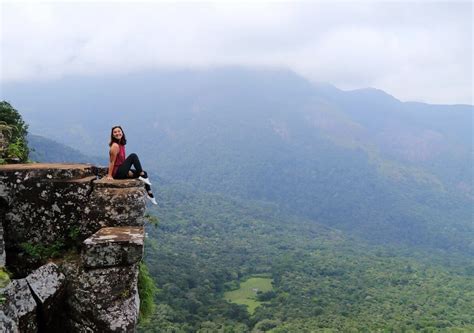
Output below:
[112,127,123,140]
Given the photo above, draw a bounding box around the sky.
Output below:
[0,1,472,105]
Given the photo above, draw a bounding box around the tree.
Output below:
[0,101,29,162]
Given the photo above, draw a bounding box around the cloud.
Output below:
[0,1,472,104]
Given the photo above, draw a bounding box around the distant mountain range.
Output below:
[28,134,106,165]
[3,67,473,254]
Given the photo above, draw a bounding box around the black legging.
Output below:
[115,153,151,192]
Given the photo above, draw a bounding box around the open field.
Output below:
[224,277,273,314]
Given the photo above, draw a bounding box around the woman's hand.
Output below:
[105,175,114,180]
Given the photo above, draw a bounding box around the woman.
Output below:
[106,125,157,205]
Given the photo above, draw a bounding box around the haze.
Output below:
[1,1,472,104]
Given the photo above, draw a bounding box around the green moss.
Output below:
[0,267,11,288]
[121,288,131,298]
[138,261,158,323]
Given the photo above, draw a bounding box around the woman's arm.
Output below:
[106,144,119,179]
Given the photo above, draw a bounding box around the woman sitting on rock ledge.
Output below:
[106,125,157,205]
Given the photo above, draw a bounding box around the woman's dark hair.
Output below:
[109,125,127,146]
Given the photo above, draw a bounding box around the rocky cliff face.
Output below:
[0,163,147,332]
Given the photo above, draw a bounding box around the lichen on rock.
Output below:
[83,226,144,268]
[0,163,148,332]
[0,279,37,333]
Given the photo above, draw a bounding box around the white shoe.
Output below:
[147,192,158,205]
[138,176,152,186]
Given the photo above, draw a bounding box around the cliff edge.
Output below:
[0,163,147,332]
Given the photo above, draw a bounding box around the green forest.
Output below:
[138,184,474,332]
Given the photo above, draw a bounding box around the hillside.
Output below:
[28,134,106,165]
[140,184,474,332]
[3,68,472,254]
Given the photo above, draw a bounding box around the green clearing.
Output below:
[224,277,273,314]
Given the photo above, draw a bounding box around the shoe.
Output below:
[147,192,158,205]
[138,176,152,186]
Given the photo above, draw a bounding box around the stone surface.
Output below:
[83,227,144,268]
[26,263,65,304]
[0,222,5,267]
[85,179,146,231]
[1,188,8,268]
[0,310,19,333]
[0,164,96,249]
[0,279,37,333]
[26,263,66,330]
[0,163,146,332]
[3,176,93,246]
[0,163,97,195]
[94,178,144,188]
[65,262,140,332]
[0,164,146,276]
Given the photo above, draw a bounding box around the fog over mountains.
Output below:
[3,68,473,254]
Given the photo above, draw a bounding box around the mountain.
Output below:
[2,68,473,254]
[28,134,106,165]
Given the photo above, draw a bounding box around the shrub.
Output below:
[138,261,158,323]
[20,241,65,260]
[0,101,29,162]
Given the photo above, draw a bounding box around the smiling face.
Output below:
[110,126,126,146]
[112,127,123,140]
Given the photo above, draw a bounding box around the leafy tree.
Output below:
[0,101,29,162]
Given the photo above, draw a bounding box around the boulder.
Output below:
[82,227,144,268]
[3,176,94,246]
[84,178,146,231]
[0,279,37,333]
[0,164,97,248]
[26,263,66,330]
[0,310,18,333]
[66,263,140,332]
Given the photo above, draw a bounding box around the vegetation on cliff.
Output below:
[0,101,29,163]
[138,261,158,324]
[0,268,10,289]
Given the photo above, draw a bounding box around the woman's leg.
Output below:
[132,169,156,204]
[129,169,152,192]
[115,153,144,179]
[115,160,156,204]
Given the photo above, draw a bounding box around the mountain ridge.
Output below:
[2,67,472,254]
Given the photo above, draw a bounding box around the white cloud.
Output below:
[0,1,472,104]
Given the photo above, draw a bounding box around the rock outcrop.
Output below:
[0,163,148,332]
[82,227,144,269]
[0,278,37,333]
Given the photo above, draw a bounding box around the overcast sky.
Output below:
[1,1,472,104]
